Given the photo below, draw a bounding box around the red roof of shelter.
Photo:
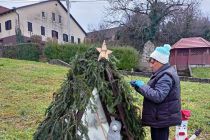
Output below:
[172,37,210,49]
[0,6,10,14]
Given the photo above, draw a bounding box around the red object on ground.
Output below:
[181,110,191,120]
[179,132,185,136]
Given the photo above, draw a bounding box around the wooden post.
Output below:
[105,67,134,140]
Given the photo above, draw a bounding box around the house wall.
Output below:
[208,48,210,63]
[188,48,207,65]
[16,1,85,43]
[0,1,86,45]
[0,12,18,45]
[170,48,210,70]
[169,50,175,65]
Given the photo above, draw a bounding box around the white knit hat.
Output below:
[150,44,171,64]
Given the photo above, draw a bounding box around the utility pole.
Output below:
[60,0,107,43]
[66,0,71,43]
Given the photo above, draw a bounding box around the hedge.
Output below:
[44,43,140,70]
[44,43,89,63]
[1,43,40,61]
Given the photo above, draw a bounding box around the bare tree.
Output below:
[104,0,194,50]
[157,1,210,44]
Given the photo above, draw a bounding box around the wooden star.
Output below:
[96,40,112,61]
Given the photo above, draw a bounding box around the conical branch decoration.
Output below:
[33,44,145,140]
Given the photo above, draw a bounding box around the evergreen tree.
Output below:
[16,28,24,44]
[33,47,145,140]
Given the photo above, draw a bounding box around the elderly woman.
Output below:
[130,44,181,140]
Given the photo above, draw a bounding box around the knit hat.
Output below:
[150,44,171,64]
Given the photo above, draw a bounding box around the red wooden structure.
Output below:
[170,37,210,70]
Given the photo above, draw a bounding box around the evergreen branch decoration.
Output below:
[33,47,145,140]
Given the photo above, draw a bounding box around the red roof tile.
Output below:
[172,37,210,49]
[0,6,10,14]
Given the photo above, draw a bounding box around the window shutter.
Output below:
[41,26,45,35]
[63,34,68,42]
[71,36,74,43]
[59,15,62,23]
[42,12,45,18]
[28,22,33,32]
[5,20,12,30]
[52,30,58,39]
[52,13,55,21]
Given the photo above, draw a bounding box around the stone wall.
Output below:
[49,59,71,67]
[140,41,155,71]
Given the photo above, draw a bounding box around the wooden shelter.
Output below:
[170,37,210,70]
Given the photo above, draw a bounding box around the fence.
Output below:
[121,71,210,84]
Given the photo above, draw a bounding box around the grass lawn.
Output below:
[0,58,69,139]
[125,76,210,140]
[0,58,210,140]
[191,67,210,79]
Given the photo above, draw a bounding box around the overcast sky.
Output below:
[0,0,210,32]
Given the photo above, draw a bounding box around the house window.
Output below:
[28,22,33,32]
[52,13,55,21]
[115,33,120,40]
[0,23,1,32]
[41,26,45,36]
[78,38,81,44]
[59,15,62,23]
[52,30,58,39]
[5,20,12,30]
[63,34,68,42]
[71,36,74,43]
[42,12,45,18]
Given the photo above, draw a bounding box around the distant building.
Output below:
[0,5,10,13]
[170,37,210,70]
[0,0,86,45]
[86,27,121,43]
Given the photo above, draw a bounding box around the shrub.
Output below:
[30,35,42,44]
[17,43,40,61]
[2,46,18,58]
[110,46,140,70]
[44,42,60,60]
[44,43,140,70]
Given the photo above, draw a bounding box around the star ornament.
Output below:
[96,40,112,61]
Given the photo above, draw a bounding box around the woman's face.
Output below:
[148,58,162,73]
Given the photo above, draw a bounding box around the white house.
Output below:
[0,0,86,45]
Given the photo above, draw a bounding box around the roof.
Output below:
[0,5,10,14]
[87,27,121,39]
[0,0,86,35]
[172,37,210,49]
